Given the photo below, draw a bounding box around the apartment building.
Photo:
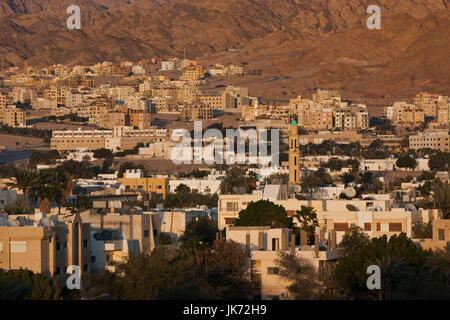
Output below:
[227,226,344,300]
[413,92,440,118]
[0,105,26,127]
[0,94,6,108]
[128,109,152,129]
[51,128,111,151]
[98,112,129,129]
[296,130,363,145]
[118,169,169,200]
[409,130,450,151]
[180,65,204,82]
[392,102,425,125]
[199,93,226,110]
[305,106,333,130]
[0,213,90,280]
[78,210,159,272]
[180,102,213,121]
[44,86,66,105]
[437,97,450,125]
[51,126,169,152]
[334,106,369,130]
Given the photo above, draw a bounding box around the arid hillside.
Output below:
[0,0,448,101]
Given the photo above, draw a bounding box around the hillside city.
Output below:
[0,57,449,300]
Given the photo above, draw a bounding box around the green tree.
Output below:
[206,240,253,299]
[430,180,450,218]
[429,152,450,171]
[0,269,61,300]
[93,148,114,160]
[180,216,218,251]
[275,252,320,299]
[340,226,370,257]
[7,168,38,211]
[334,233,431,299]
[233,200,292,228]
[396,155,416,169]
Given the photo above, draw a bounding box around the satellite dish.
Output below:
[293,185,302,193]
[16,216,28,225]
[405,203,417,211]
[363,196,376,200]
[346,204,359,212]
[343,187,356,198]
[372,206,382,211]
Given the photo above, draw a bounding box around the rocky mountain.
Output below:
[0,0,448,101]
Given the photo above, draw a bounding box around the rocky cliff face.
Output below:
[0,0,448,100]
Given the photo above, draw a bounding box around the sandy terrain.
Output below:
[32,122,98,131]
[0,133,47,150]
[111,157,215,175]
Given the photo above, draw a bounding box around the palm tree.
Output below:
[430,180,450,219]
[7,168,38,211]
[54,171,73,214]
[368,256,416,300]
[340,171,355,187]
[219,168,248,194]
[32,170,57,213]
[425,242,450,284]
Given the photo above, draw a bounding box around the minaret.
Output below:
[288,120,301,186]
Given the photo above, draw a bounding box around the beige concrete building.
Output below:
[118,169,170,200]
[227,226,344,300]
[51,126,170,152]
[0,94,7,108]
[180,102,213,121]
[0,105,26,127]
[392,101,425,125]
[409,130,450,151]
[0,213,90,280]
[413,92,440,118]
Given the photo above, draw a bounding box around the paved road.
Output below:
[0,149,37,164]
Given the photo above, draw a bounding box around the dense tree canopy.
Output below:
[233,200,292,228]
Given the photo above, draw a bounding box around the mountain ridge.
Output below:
[0,0,449,101]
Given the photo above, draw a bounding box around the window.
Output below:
[272,238,279,251]
[83,264,88,272]
[334,223,349,231]
[144,230,149,237]
[91,256,96,263]
[364,223,371,231]
[389,223,402,232]
[56,242,61,250]
[83,240,88,248]
[376,223,381,231]
[64,241,67,248]
[55,267,61,275]
[226,202,238,212]
[438,229,445,241]
[267,267,280,275]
